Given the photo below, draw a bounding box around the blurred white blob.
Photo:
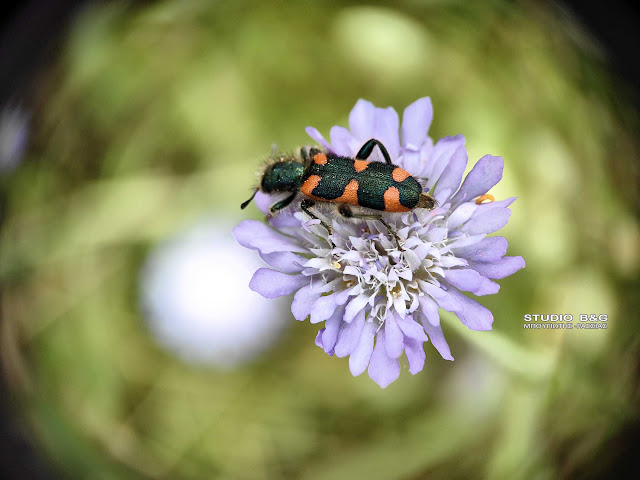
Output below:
[0,103,29,173]
[140,220,288,368]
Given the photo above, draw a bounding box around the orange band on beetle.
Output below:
[333,179,359,205]
[353,159,369,172]
[391,167,411,182]
[476,193,495,205]
[313,153,328,165]
[383,187,411,212]
[301,175,322,198]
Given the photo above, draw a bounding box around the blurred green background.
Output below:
[1,0,639,479]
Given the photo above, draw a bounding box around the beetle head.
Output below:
[261,160,304,193]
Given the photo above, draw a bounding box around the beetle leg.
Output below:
[378,217,403,250]
[356,139,393,165]
[337,204,355,218]
[337,205,403,250]
[300,147,310,165]
[308,147,322,158]
[270,192,297,213]
[301,198,333,236]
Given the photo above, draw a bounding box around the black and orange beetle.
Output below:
[241,139,436,239]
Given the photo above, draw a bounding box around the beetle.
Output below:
[241,138,436,241]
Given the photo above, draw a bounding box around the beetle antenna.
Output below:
[241,189,259,209]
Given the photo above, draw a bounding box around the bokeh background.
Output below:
[1,0,639,479]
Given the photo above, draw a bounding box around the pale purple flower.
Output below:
[141,220,288,369]
[0,103,29,173]
[234,98,524,388]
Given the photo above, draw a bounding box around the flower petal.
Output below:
[419,316,454,360]
[396,315,429,341]
[334,284,360,305]
[451,154,504,206]
[344,293,370,323]
[419,294,441,326]
[335,308,365,357]
[321,304,345,354]
[305,126,333,151]
[291,284,321,321]
[426,227,448,243]
[404,337,426,374]
[349,321,376,376]
[446,233,486,250]
[330,126,359,156]
[452,236,508,262]
[373,107,400,160]
[310,294,338,324]
[401,97,433,149]
[368,329,400,388]
[460,208,511,235]
[418,280,463,312]
[446,202,478,230]
[434,188,452,206]
[269,210,304,229]
[233,220,307,254]
[349,99,376,140]
[400,149,423,177]
[444,284,494,330]
[384,315,404,359]
[249,268,307,298]
[259,251,306,274]
[393,292,407,317]
[469,256,526,279]
[254,191,273,214]
[424,135,465,188]
[444,268,485,294]
[434,144,468,200]
[475,278,500,296]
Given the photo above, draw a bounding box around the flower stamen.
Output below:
[476,193,495,204]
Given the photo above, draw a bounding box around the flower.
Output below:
[234,98,524,387]
[141,220,288,369]
[0,103,29,173]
